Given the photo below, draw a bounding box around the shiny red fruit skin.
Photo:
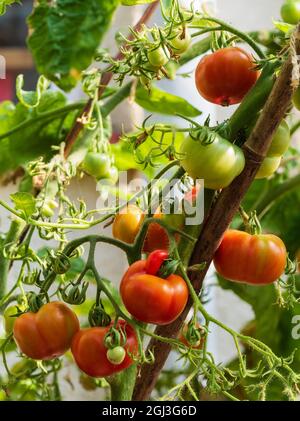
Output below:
[13,302,79,360]
[120,259,188,325]
[71,320,138,378]
[195,47,259,106]
[213,230,287,285]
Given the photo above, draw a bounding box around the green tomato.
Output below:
[169,28,191,55]
[3,305,19,334]
[255,156,281,179]
[148,46,170,68]
[106,346,126,365]
[268,120,290,157]
[281,0,300,24]
[82,152,111,179]
[293,85,300,110]
[180,132,245,190]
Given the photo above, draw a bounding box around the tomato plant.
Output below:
[0,0,299,405]
[195,47,259,106]
[214,230,287,285]
[13,302,79,360]
[71,320,138,377]
[120,251,188,325]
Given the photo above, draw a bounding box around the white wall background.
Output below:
[0,0,285,400]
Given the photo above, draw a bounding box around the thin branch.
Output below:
[132,24,300,401]
[63,1,159,157]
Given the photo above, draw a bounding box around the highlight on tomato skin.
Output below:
[213,230,287,286]
[195,47,259,106]
[71,320,138,378]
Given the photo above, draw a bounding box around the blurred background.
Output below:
[0,0,287,400]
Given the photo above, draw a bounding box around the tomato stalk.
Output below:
[0,219,26,300]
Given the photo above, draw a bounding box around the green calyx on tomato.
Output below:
[180,129,245,190]
[214,229,287,285]
[71,320,138,377]
[120,253,188,325]
[13,301,79,360]
[195,47,259,106]
[81,152,111,179]
[147,45,170,68]
[169,27,191,55]
[281,0,300,24]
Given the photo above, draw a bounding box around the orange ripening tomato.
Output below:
[13,302,79,360]
[120,251,188,325]
[112,204,144,244]
[71,320,138,378]
[195,47,259,106]
[213,230,287,285]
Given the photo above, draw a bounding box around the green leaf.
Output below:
[135,84,202,117]
[121,0,156,4]
[0,0,20,15]
[273,19,294,34]
[0,91,79,175]
[27,0,120,91]
[16,75,50,108]
[10,192,36,219]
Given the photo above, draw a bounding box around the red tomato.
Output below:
[195,47,259,106]
[120,253,188,325]
[213,230,287,285]
[13,302,79,360]
[71,320,138,378]
[143,212,170,253]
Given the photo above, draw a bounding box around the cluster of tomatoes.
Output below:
[179,45,292,186]
[10,302,138,378]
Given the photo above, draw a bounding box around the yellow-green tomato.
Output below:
[169,28,191,55]
[180,133,245,190]
[148,46,170,68]
[268,120,290,157]
[255,156,281,179]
